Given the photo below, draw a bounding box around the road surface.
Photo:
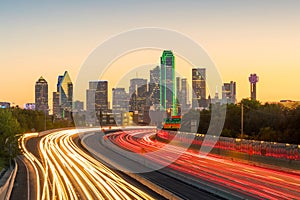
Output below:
[103,128,300,200]
[18,129,161,200]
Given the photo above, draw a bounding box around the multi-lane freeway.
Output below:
[17,129,160,200]
[103,128,300,200]
[11,127,300,200]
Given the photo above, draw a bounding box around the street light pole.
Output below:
[241,103,244,139]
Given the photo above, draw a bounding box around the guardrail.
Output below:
[157,130,300,161]
[0,160,18,200]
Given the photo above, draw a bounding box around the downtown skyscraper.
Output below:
[86,80,109,125]
[35,76,48,114]
[192,68,207,108]
[160,50,177,116]
[53,71,73,119]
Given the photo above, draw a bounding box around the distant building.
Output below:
[210,87,221,105]
[129,78,147,111]
[112,88,128,112]
[222,81,236,104]
[176,77,181,103]
[57,71,73,119]
[72,100,85,126]
[129,78,148,124]
[148,66,160,106]
[192,68,207,108]
[86,81,108,126]
[112,88,129,125]
[53,71,73,119]
[58,71,73,112]
[0,102,10,109]
[160,50,177,116]
[249,74,259,101]
[180,78,189,111]
[73,100,84,112]
[86,88,96,126]
[35,76,48,114]
[52,92,60,118]
[279,100,300,109]
[24,103,35,110]
[129,78,147,99]
[90,81,109,112]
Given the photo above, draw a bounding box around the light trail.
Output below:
[107,129,300,200]
[21,129,154,200]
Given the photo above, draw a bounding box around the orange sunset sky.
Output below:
[1,1,299,108]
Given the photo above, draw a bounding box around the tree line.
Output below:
[182,99,300,145]
[0,107,74,167]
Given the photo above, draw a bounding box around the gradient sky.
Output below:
[1,1,300,108]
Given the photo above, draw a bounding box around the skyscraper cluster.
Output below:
[33,50,247,127]
[34,71,74,120]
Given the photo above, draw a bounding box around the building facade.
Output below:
[52,92,60,118]
[53,71,73,119]
[192,68,207,108]
[129,78,147,111]
[112,88,129,125]
[222,81,236,104]
[180,78,189,111]
[148,66,160,107]
[128,78,148,124]
[24,103,35,110]
[0,102,10,109]
[35,76,49,114]
[86,88,96,125]
[86,81,109,126]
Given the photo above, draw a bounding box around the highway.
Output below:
[104,129,300,200]
[82,131,224,200]
[19,129,158,200]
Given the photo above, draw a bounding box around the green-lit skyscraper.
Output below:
[160,50,177,116]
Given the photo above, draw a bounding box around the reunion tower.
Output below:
[249,74,259,100]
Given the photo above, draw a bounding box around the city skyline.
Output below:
[1,1,300,107]
[1,2,300,200]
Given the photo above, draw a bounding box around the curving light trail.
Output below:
[21,129,154,200]
[107,129,300,200]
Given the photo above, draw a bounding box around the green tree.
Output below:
[0,109,21,167]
